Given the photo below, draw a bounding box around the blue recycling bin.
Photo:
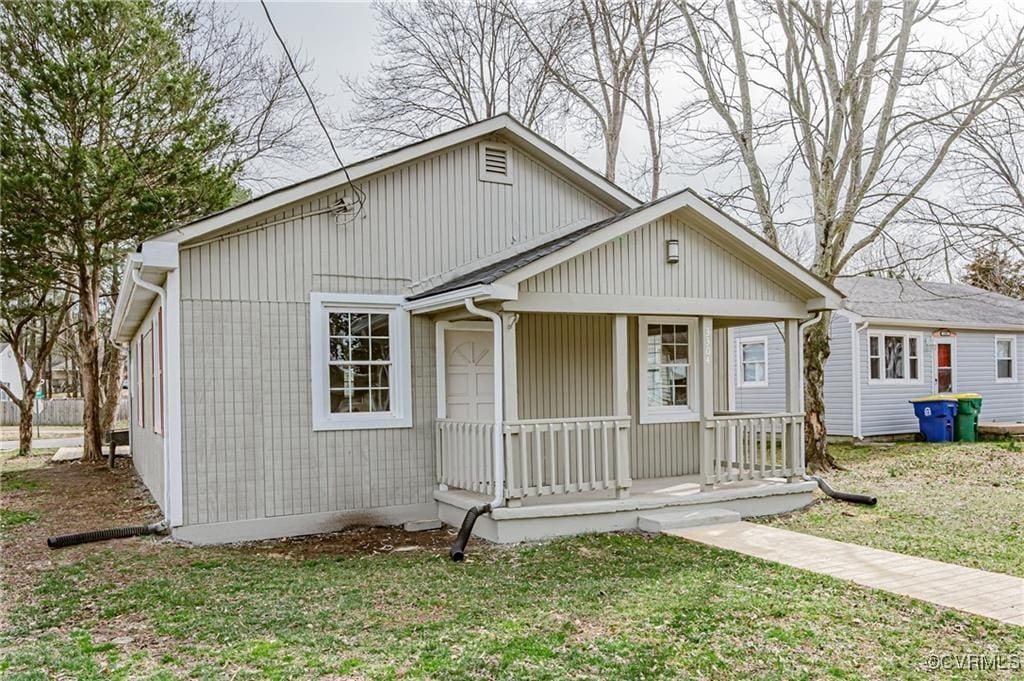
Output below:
[909,396,958,442]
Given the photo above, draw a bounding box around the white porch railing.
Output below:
[436,419,495,496]
[705,412,805,484]
[436,416,631,502]
[504,416,631,500]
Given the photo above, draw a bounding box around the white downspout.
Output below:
[852,320,869,440]
[464,298,505,510]
[130,265,172,525]
[797,311,825,412]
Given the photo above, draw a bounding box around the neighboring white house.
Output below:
[733,277,1024,438]
[111,115,844,545]
[0,343,27,401]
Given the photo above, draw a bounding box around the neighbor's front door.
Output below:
[444,328,494,421]
[935,340,954,393]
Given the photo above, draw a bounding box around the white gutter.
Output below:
[464,298,505,510]
[130,264,173,525]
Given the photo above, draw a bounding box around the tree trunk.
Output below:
[803,314,838,472]
[16,398,34,456]
[78,267,104,462]
[99,342,124,435]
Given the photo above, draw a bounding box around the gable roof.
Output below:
[410,189,844,308]
[837,276,1024,330]
[150,114,639,247]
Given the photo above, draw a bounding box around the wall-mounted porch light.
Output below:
[666,239,680,264]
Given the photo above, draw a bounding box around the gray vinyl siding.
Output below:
[130,299,165,511]
[176,136,617,527]
[713,328,729,412]
[858,326,934,436]
[859,327,1024,436]
[732,322,786,414]
[823,314,854,436]
[731,314,854,435]
[515,313,700,479]
[521,214,804,304]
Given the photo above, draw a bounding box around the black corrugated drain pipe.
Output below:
[47,520,169,549]
[450,504,491,562]
[807,475,877,506]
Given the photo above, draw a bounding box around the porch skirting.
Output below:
[436,477,816,544]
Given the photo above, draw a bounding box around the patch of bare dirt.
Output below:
[229,523,458,559]
[1,456,162,623]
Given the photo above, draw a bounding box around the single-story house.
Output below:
[0,343,26,401]
[733,276,1024,438]
[111,115,844,544]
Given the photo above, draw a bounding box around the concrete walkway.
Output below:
[670,522,1024,626]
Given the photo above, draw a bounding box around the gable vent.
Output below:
[479,142,513,184]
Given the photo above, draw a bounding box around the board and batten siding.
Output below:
[521,214,804,305]
[515,313,700,479]
[130,298,165,511]
[176,137,619,528]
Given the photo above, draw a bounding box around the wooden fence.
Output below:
[0,399,129,426]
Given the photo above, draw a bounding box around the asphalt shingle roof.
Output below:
[836,276,1024,327]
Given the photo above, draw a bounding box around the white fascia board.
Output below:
[404,284,518,314]
[110,242,180,343]
[150,115,637,248]
[493,190,843,308]
[856,316,1024,333]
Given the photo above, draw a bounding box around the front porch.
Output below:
[435,471,817,544]
[429,307,810,542]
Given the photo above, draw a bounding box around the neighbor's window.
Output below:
[996,336,1016,382]
[639,317,697,423]
[868,332,921,383]
[738,337,768,386]
[310,293,412,431]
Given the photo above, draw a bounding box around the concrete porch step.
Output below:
[637,508,741,533]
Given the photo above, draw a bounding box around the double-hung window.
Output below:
[868,332,921,383]
[639,317,698,423]
[996,336,1016,382]
[310,293,412,430]
[738,336,768,387]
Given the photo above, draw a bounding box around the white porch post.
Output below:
[612,314,631,498]
[501,312,522,507]
[699,316,716,490]
[784,318,805,480]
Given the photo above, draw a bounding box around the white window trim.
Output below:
[478,141,513,185]
[995,335,1017,383]
[933,337,957,393]
[867,331,924,385]
[638,316,699,424]
[310,292,412,431]
[737,336,769,388]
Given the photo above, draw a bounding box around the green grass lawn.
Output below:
[765,441,1024,578]
[2,444,1023,679]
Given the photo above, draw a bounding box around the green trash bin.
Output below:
[949,392,983,442]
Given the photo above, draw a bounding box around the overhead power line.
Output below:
[259,0,364,216]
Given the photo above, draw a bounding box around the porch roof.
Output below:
[407,189,843,308]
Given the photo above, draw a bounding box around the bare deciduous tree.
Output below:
[675,0,1024,469]
[343,0,569,148]
[511,0,676,185]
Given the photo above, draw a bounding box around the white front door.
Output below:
[444,329,494,421]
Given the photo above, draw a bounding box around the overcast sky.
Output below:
[228,0,679,194]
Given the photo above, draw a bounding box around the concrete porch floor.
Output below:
[436,475,817,543]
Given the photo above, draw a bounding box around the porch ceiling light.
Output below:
[666,239,680,264]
